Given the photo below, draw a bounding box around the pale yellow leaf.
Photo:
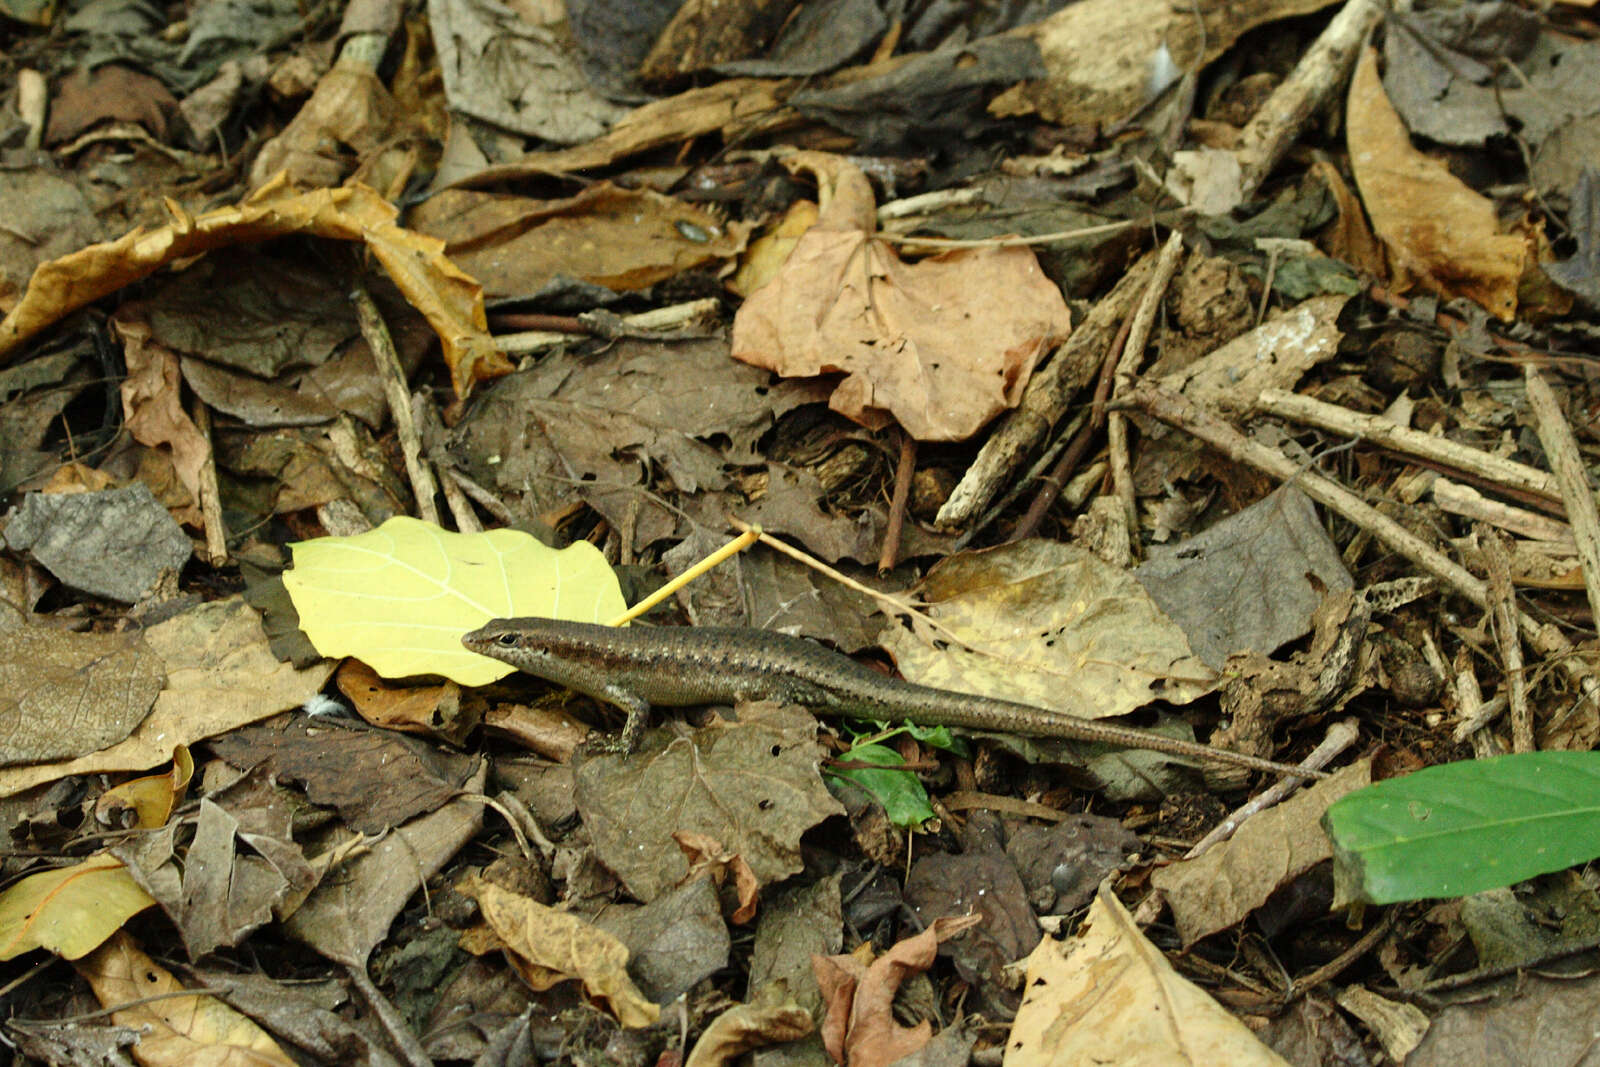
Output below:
[0,854,154,961]
[284,517,626,685]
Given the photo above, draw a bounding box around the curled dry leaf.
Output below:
[459,874,660,1029]
[812,913,981,1067]
[0,175,508,397]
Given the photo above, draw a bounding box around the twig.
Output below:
[1284,907,1399,1002]
[441,466,516,525]
[190,395,229,565]
[1524,368,1600,631]
[413,389,481,533]
[936,251,1160,529]
[1108,231,1185,549]
[1123,381,1600,708]
[1184,719,1361,858]
[1480,527,1532,751]
[1432,479,1572,545]
[493,298,720,355]
[351,281,439,525]
[879,433,917,572]
[961,407,1088,547]
[1258,387,1561,504]
[1235,0,1387,198]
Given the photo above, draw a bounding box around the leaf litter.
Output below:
[2,0,1600,1063]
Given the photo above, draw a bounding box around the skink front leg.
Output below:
[604,686,653,754]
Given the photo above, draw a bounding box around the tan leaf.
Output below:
[1009,891,1289,1064]
[1347,46,1526,320]
[0,855,155,961]
[731,152,1070,441]
[460,875,660,1029]
[684,981,814,1067]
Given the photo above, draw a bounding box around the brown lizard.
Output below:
[463,617,1327,779]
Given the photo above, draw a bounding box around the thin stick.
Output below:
[1011,317,1128,541]
[1524,367,1600,630]
[189,395,229,565]
[1480,527,1532,752]
[1235,0,1387,199]
[879,434,917,573]
[1258,387,1561,504]
[1108,232,1185,544]
[936,252,1160,529]
[351,281,439,525]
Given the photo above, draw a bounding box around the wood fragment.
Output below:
[1524,368,1600,632]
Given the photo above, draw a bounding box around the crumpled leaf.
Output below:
[685,981,814,1067]
[1347,46,1526,320]
[459,875,660,1029]
[1151,762,1370,945]
[0,175,508,397]
[285,516,626,685]
[813,914,981,1067]
[878,540,1214,722]
[731,151,1071,441]
[3,483,192,602]
[0,853,155,961]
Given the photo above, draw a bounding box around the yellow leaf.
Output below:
[76,931,296,1065]
[284,517,626,685]
[0,854,155,961]
[95,745,193,830]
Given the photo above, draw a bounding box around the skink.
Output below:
[462,617,1327,779]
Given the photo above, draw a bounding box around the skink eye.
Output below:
[496,633,518,646]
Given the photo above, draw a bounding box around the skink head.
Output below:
[462,617,544,660]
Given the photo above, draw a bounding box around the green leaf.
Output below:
[283,517,627,685]
[1323,752,1600,905]
[827,743,934,830]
